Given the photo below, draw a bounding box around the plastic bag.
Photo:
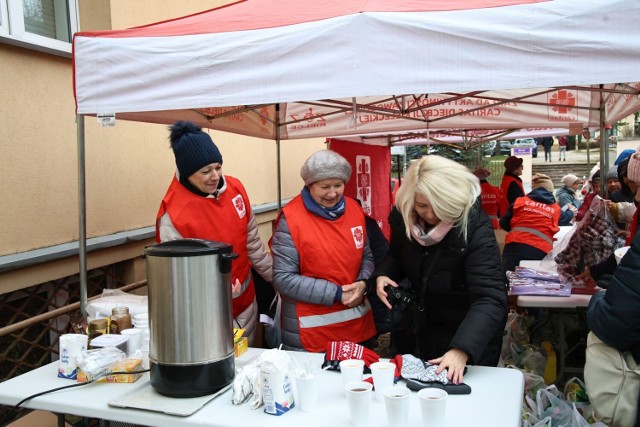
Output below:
[76,347,126,381]
[263,293,282,349]
[86,288,148,319]
[530,384,606,427]
[500,310,530,367]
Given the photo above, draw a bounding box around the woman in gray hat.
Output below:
[270,150,376,352]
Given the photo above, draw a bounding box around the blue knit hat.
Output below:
[614,149,635,166]
[169,121,222,178]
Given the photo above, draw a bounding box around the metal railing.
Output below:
[0,262,146,425]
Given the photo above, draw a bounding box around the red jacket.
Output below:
[278,196,376,352]
[505,196,560,253]
[156,176,254,317]
[479,180,501,228]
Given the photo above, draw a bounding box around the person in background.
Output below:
[499,155,525,216]
[611,157,636,204]
[605,166,621,198]
[474,167,501,229]
[270,150,376,352]
[575,170,601,222]
[540,136,554,162]
[556,174,583,211]
[156,121,273,346]
[558,135,568,161]
[500,174,563,274]
[373,155,508,384]
[586,229,640,427]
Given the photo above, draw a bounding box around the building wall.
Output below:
[0,0,324,294]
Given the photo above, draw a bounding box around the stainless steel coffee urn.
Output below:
[145,239,237,397]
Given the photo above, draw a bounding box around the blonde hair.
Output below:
[395,155,481,241]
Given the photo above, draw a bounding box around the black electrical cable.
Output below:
[0,368,150,427]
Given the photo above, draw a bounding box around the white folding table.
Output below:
[516,260,595,382]
[0,348,524,427]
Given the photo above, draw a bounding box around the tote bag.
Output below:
[584,331,640,426]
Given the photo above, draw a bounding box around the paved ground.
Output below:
[532,140,640,166]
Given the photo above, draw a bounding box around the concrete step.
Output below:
[532,162,592,186]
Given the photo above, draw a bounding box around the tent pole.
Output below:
[76,114,88,318]
[276,104,282,210]
[598,85,608,197]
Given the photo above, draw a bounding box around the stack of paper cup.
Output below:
[132,313,150,368]
[120,328,143,357]
[58,334,88,379]
[132,313,150,347]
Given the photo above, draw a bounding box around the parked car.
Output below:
[498,140,513,155]
[427,145,463,160]
[513,138,538,158]
[483,141,497,157]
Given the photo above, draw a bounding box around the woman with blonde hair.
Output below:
[372,155,508,384]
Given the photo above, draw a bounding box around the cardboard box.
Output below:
[234,336,248,357]
[77,358,143,383]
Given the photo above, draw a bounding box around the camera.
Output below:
[386,286,415,307]
[383,286,415,329]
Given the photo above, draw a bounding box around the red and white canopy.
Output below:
[73,0,640,141]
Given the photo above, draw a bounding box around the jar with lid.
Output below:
[89,318,108,342]
[110,306,132,334]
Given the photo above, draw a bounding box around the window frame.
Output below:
[0,0,79,57]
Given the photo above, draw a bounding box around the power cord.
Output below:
[0,368,150,427]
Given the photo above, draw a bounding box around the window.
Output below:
[0,0,78,57]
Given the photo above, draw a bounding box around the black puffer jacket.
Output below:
[372,200,508,366]
[587,230,640,427]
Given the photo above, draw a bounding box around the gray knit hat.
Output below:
[606,166,619,182]
[300,150,352,186]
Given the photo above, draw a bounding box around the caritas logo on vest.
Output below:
[523,200,556,218]
[351,226,364,249]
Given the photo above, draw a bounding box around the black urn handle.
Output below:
[219,252,239,274]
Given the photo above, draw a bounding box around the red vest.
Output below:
[480,181,501,228]
[279,196,376,352]
[500,174,525,215]
[505,196,560,253]
[156,176,254,318]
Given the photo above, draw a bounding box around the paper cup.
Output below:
[120,328,143,356]
[345,381,372,427]
[132,312,148,324]
[418,388,448,427]
[370,361,395,402]
[339,359,364,387]
[295,373,318,412]
[58,334,88,379]
[383,385,411,427]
